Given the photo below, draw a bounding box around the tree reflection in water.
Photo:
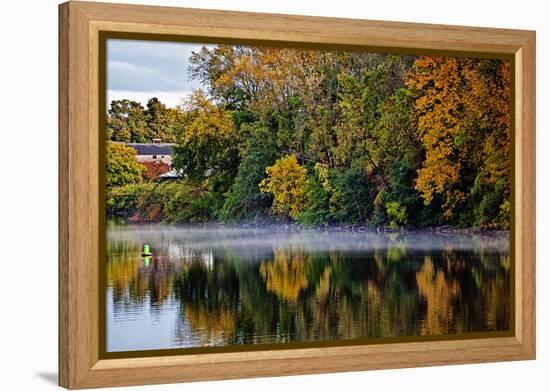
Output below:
[106,226,510,351]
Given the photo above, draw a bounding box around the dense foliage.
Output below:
[107,98,184,143]
[106,46,511,229]
[105,142,145,188]
[106,182,220,223]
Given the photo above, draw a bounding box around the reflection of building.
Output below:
[200,251,214,270]
[170,245,214,270]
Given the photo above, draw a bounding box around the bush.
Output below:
[385,201,407,229]
[106,183,148,215]
[106,181,221,223]
[469,176,509,228]
[105,142,145,188]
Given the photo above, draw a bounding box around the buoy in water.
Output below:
[142,244,152,257]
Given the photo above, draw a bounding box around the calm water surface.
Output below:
[106,224,510,352]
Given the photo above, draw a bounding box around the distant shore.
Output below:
[108,217,509,236]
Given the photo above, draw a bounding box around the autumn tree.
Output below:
[463,60,511,227]
[141,161,170,180]
[259,155,308,219]
[189,45,335,161]
[172,91,240,192]
[108,45,510,229]
[407,56,510,225]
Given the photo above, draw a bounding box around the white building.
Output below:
[126,139,176,166]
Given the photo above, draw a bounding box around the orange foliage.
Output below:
[407,57,510,218]
[141,161,170,180]
[213,47,324,114]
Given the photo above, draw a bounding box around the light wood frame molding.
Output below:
[59,1,536,388]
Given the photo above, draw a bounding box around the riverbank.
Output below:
[108,217,509,237]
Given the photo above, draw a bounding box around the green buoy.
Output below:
[142,244,152,256]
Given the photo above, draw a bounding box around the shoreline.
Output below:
[107,217,509,236]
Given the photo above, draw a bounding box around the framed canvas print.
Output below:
[59,1,536,389]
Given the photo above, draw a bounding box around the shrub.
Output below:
[385,201,407,229]
[105,142,145,188]
[106,181,221,223]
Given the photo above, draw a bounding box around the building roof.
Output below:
[126,143,176,156]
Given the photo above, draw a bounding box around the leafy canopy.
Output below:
[105,142,145,188]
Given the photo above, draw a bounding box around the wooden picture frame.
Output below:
[59,1,536,388]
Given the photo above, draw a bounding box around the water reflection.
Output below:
[106,225,510,352]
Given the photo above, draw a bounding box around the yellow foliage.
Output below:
[407,56,511,218]
[213,47,325,114]
[181,90,236,142]
[314,163,332,193]
[106,256,139,290]
[259,155,308,219]
[107,251,174,306]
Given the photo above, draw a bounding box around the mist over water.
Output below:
[107,224,509,258]
[106,224,510,352]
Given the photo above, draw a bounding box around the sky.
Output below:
[106,39,211,108]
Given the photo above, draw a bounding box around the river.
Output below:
[106,223,510,352]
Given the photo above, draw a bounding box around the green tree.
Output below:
[334,55,413,169]
[107,99,148,142]
[222,124,279,221]
[106,98,184,143]
[297,164,332,226]
[145,97,183,142]
[371,87,419,183]
[105,142,145,188]
[330,166,374,224]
